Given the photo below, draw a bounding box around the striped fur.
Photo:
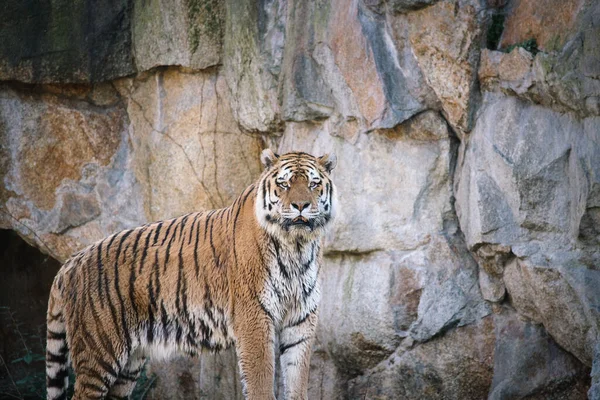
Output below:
[46,150,337,400]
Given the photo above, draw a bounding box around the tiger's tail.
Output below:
[46,278,69,400]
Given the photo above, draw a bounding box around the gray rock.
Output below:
[278,111,453,254]
[504,258,600,367]
[147,350,242,400]
[479,2,600,118]
[489,308,591,400]
[455,93,600,253]
[348,316,495,400]
[347,308,590,400]
[590,342,600,400]
[222,0,282,132]
[0,0,136,83]
[132,0,223,72]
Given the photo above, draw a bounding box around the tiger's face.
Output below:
[255,150,337,239]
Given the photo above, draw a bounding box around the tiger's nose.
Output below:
[291,201,310,212]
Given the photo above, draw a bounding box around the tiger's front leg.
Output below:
[234,303,277,400]
[279,311,318,400]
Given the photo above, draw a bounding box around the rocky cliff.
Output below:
[1,0,599,399]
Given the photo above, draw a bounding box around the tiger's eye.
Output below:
[278,181,289,189]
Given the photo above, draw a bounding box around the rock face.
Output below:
[1,0,599,399]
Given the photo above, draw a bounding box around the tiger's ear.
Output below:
[261,149,279,169]
[318,153,337,173]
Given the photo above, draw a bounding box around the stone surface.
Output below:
[221,0,283,132]
[0,0,225,84]
[480,1,600,118]
[0,82,144,261]
[132,0,224,72]
[499,0,586,52]
[147,350,243,400]
[455,93,600,253]
[0,0,135,83]
[347,308,590,400]
[115,68,265,220]
[405,0,484,134]
[489,307,590,400]
[455,93,600,367]
[347,317,495,400]
[504,259,599,367]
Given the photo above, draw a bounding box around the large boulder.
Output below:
[347,308,590,400]
[114,68,265,221]
[0,0,135,83]
[0,0,224,84]
[455,93,600,366]
[0,82,144,261]
[404,0,485,134]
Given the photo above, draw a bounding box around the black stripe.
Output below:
[46,351,68,364]
[139,225,152,274]
[160,218,177,246]
[204,210,216,241]
[163,229,176,273]
[47,368,69,388]
[105,233,118,255]
[147,303,155,343]
[257,297,275,322]
[175,245,184,315]
[271,238,290,280]
[179,214,190,241]
[148,251,159,312]
[47,330,66,341]
[209,214,220,268]
[188,213,199,245]
[279,337,307,355]
[81,382,108,395]
[154,249,161,308]
[204,282,216,326]
[102,233,119,309]
[152,221,163,246]
[97,240,105,306]
[194,213,201,278]
[114,230,134,353]
[160,301,169,341]
[286,308,316,328]
[130,227,145,262]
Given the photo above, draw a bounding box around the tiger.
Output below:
[45,150,337,400]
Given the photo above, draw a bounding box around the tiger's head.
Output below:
[255,150,337,240]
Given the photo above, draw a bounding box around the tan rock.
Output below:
[479,48,534,94]
[406,0,484,134]
[328,0,387,127]
[116,68,265,221]
[0,84,140,261]
[500,0,585,52]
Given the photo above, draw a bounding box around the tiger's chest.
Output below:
[260,240,321,328]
